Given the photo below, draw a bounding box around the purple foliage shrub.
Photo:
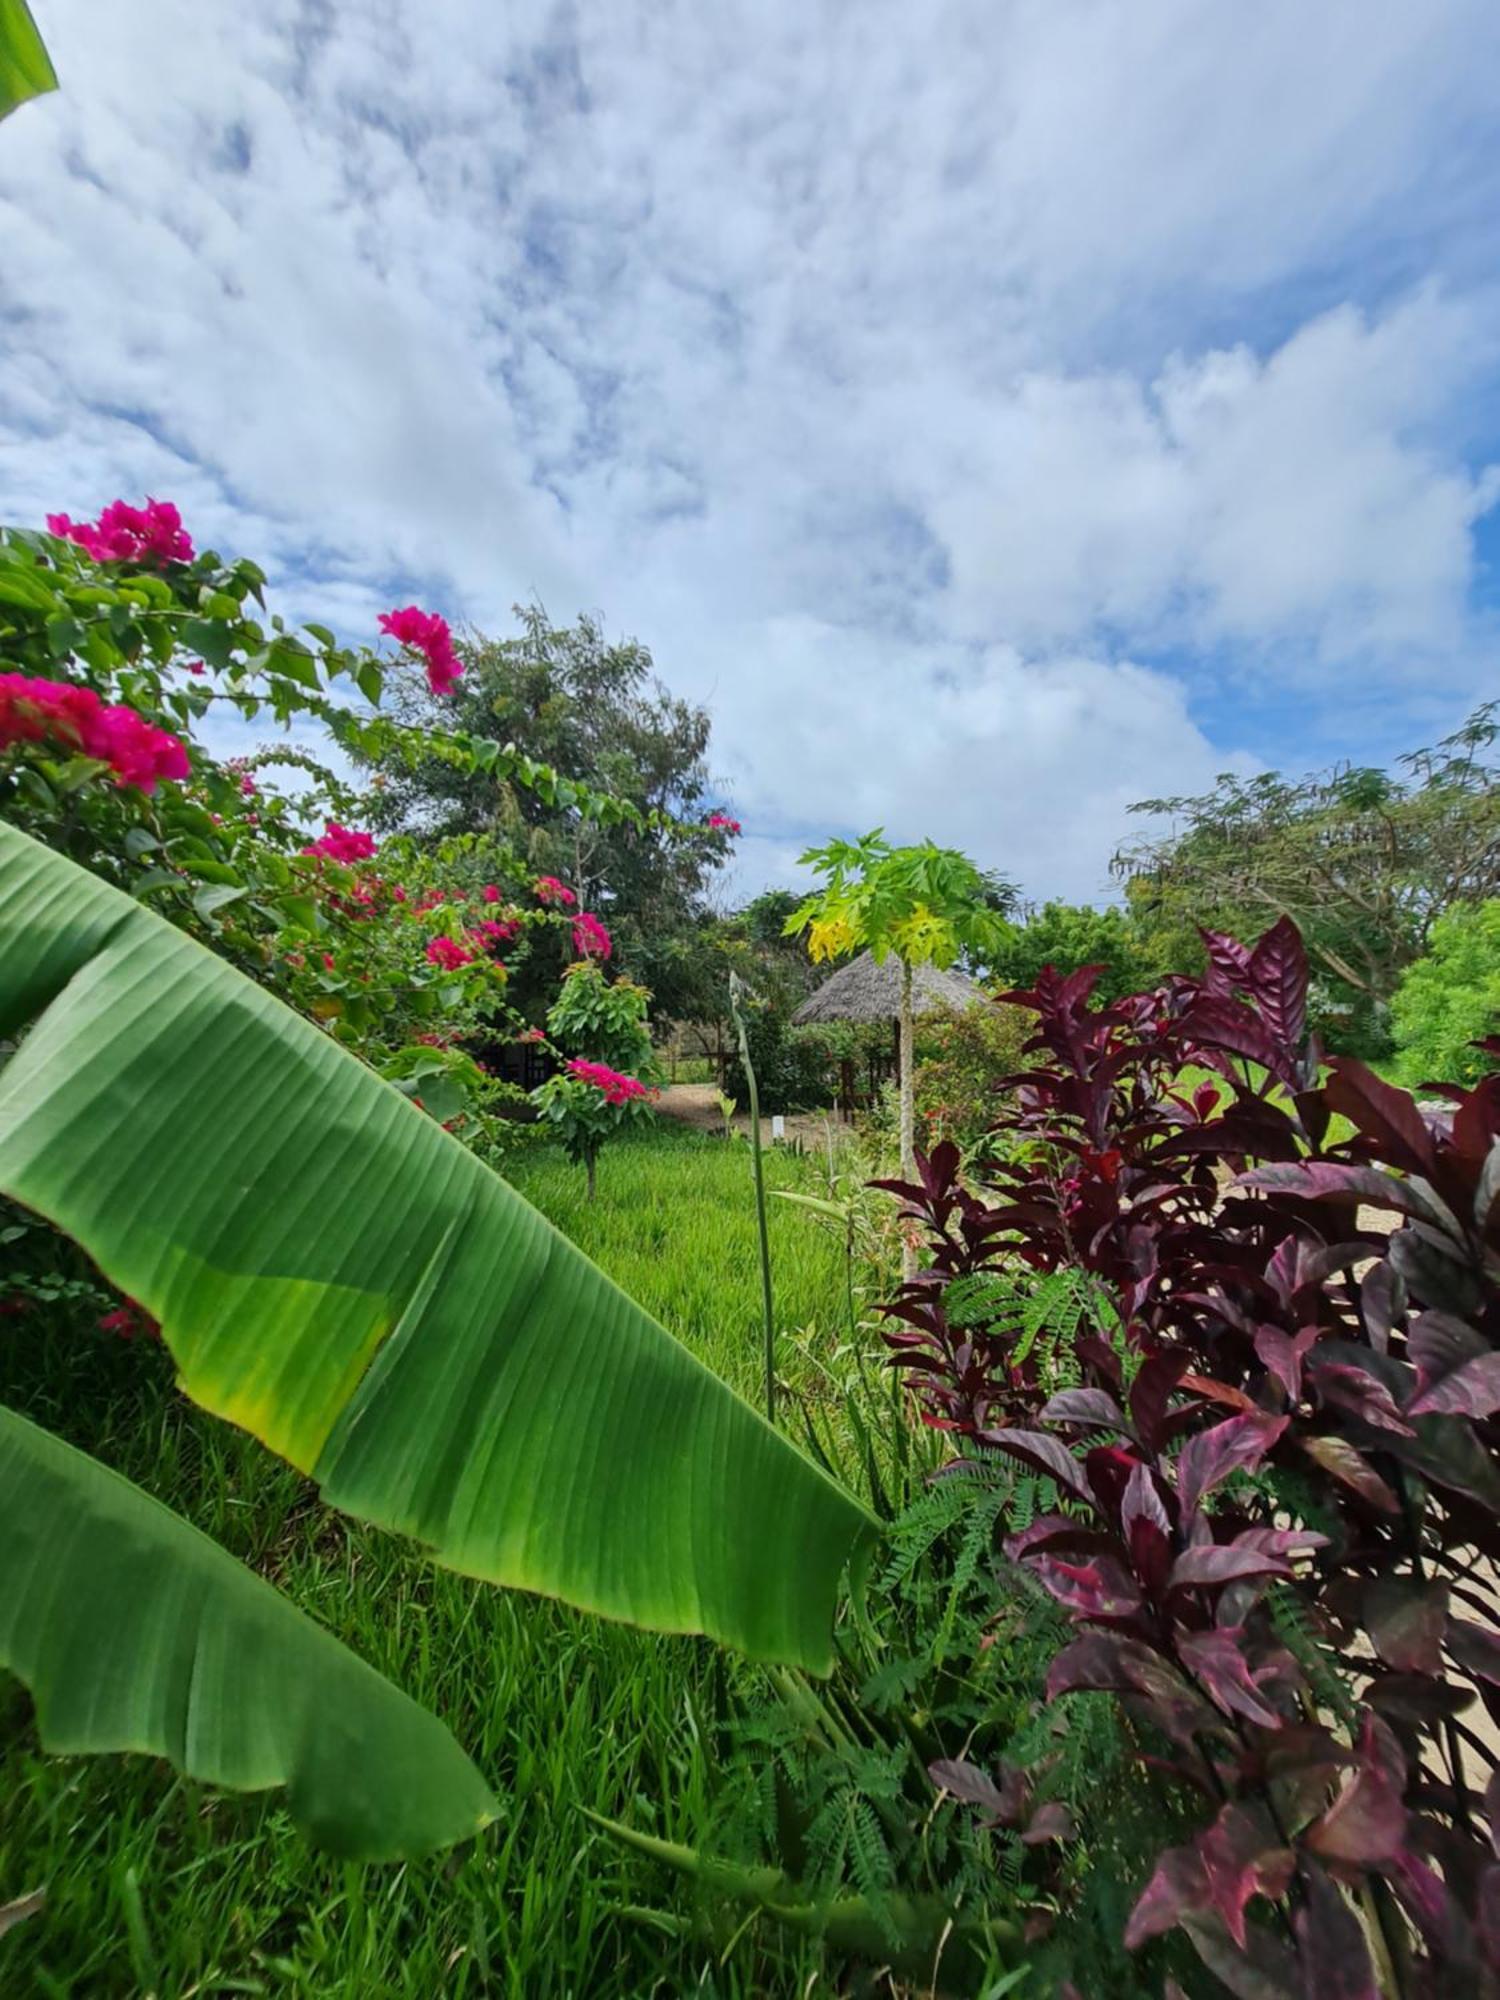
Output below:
[878,919,1500,1996]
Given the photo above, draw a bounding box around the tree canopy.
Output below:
[369,606,733,1019]
[1115,703,1499,1049]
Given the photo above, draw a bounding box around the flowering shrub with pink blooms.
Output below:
[0,500,663,1163]
[535,874,577,907]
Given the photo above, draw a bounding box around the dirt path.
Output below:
[653,1082,852,1152]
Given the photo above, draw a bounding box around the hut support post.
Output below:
[898,953,917,1282]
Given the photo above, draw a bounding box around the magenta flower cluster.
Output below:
[0,672,189,792]
[47,498,194,566]
[706,811,741,835]
[301,822,379,864]
[378,605,463,696]
[566,1058,648,1105]
[570,910,612,960]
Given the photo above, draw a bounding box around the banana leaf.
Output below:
[0,824,873,1670]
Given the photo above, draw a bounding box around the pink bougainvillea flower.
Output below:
[0,672,189,793]
[187,659,206,676]
[517,1026,547,1044]
[425,934,474,971]
[239,773,257,796]
[534,874,577,907]
[301,821,379,864]
[481,883,503,903]
[378,604,463,696]
[469,917,520,952]
[567,1057,650,1106]
[571,910,612,960]
[47,497,194,566]
[98,1299,161,1342]
[706,812,742,835]
[391,884,407,903]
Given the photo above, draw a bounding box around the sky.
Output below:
[3,1,1499,906]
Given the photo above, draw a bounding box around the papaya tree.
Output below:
[784,833,1010,1274]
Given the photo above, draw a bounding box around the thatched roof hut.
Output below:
[791,950,985,1026]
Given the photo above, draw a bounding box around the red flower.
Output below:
[567,1058,650,1105]
[0,673,189,792]
[378,604,463,696]
[571,910,612,960]
[47,497,194,566]
[98,1299,161,1341]
[706,812,742,835]
[535,874,577,908]
[426,934,474,970]
[301,822,378,864]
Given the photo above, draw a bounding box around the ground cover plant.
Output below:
[880,918,1500,1995]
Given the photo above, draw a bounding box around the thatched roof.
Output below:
[791,950,986,1025]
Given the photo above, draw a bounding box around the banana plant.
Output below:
[0,0,56,123]
[0,824,874,1854]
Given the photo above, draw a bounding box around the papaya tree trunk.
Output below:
[899,954,917,1282]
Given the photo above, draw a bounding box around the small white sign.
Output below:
[771,1114,785,1140]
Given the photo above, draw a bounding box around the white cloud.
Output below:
[3,0,1499,902]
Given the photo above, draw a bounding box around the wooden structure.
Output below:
[790,950,986,1117]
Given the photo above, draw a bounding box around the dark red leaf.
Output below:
[1169,1543,1294,1592]
[1324,1058,1437,1178]
[1039,1387,1130,1433]
[1254,1324,1319,1403]
[1027,1552,1144,1621]
[1448,1617,1500,1686]
[1020,1801,1074,1845]
[928,1757,1027,1826]
[1238,1158,1437,1222]
[1363,1576,1449,1676]
[1293,1862,1380,1999]
[1304,1715,1407,1868]
[1246,916,1308,1053]
[975,1426,1093,1503]
[1406,1308,1500,1418]
[1177,1627,1285,1729]
[1129,1347,1192,1451]
[1125,1802,1292,1952]
[1299,1434,1400,1513]
[1309,1356,1415,1436]
[1046,1630,1216,1745]
[1177,1411,1287,1518]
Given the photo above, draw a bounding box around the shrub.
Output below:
[878,919,1500,1994]
[911,998,1033,1160]
[1391,898,1500,1088]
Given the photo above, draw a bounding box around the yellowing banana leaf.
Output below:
[0,825,873,1670]
[0,0,57,123]
[0,1406,496,1858]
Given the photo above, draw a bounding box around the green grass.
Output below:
[0,1121,871,1998]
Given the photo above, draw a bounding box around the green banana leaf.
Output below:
[0,824,873,1670]
[0,1405,496,1858]
[0,0,57,123]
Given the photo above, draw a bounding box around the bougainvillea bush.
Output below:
[0,505,643,1137]
[531,958,658,1195]
[880,919,1500,1995]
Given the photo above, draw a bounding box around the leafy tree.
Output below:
[1115,704,1499,1051]
[369,605,734,1020]
[1390,897,1500,1087]
[785,834,1011,1272]
[990,901,1156,1005]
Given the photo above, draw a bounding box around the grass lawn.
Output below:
[0,1121,866,1998]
